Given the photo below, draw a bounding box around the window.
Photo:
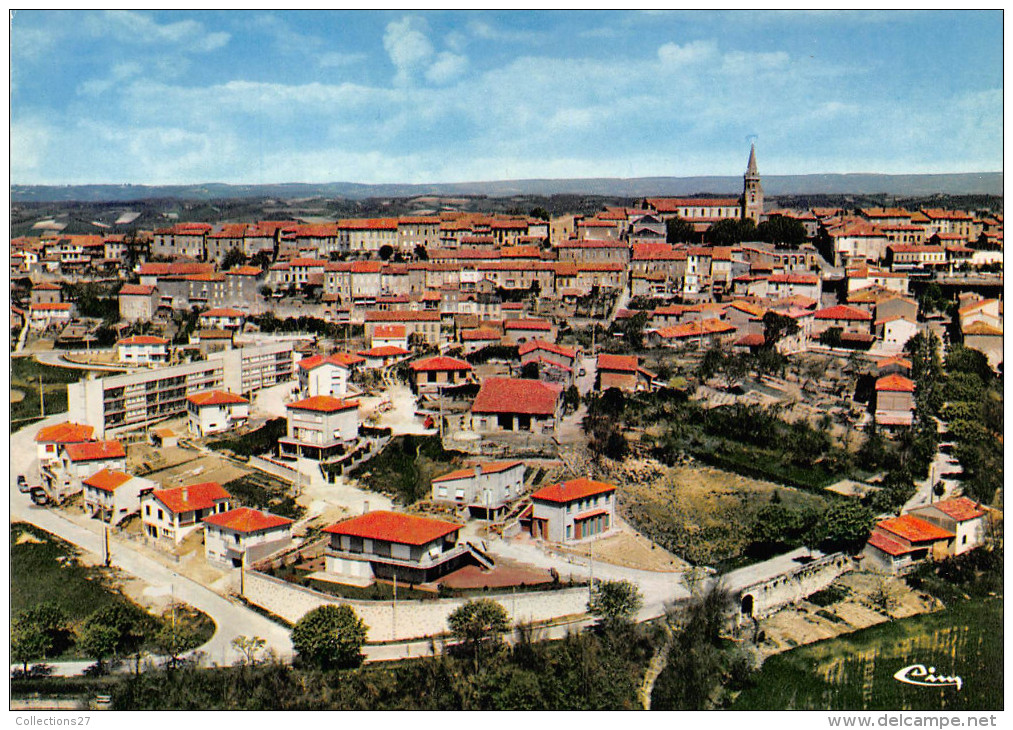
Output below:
[566,525,572,539]
[157,509,163,521]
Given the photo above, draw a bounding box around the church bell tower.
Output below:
[742,144,764,224]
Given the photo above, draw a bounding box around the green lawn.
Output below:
[732,599,1003,711]
[10,356,88,426]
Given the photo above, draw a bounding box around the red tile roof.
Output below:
[929,497,987,522]
[201,308,244,318]
[814,305,873,321]
[187,390,249,407]
[646,197,740,212]
[876,356,912,369]
[324,510,462,546]
[288,395,360,413]
[531,477,616,504]
[203,506,293,533]
[152,482,231,514]
[875,374,915,393]
[30,303,72,311]
[867,531,909,556]
[117,335,168,346]
[503,318,552,331]
[878,515,954,543]
[597,353,639,372]
[35,422,94,444]
[298,352,365,370]
[358,346,411,358]
[653,320,737,339]
[373,324,407,338]
[735,333,766,347]
[64,440,125,462]
[471,377,561,416]
[460,327,503,341]
[83,468,133,493]
[518,340,577,359]
[410,356,472,372]
[366,311,441,322]
[432,460,524,483]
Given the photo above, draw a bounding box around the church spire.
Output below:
[745,143,759,177]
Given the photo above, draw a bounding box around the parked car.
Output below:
[17,475,29,493]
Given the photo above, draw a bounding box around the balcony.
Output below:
[326,542,467,571]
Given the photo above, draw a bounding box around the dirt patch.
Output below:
[439,557,555,589]
[550,519,689,573]
[15,531,43,545]
[613,458,830,566]
[133,448,249,489]
[755,571,941,658]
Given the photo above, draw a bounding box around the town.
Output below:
[9,145,1003,710]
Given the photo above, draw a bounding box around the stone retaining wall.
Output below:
[735,552,853,622]
[242,569,589,642]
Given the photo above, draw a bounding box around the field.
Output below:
[732,599,1003,711]
[615,459,830,566]
[9,356,87,427]
[350,434,466,505]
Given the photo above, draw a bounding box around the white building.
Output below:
[35,422,94,467]
[140,482,233,544]
[297,353,364,398]
[370,323,410,350]
[186,390,250,436]
[116,335,170,365]
[431,460,525,520]
[203,507,294,568]
[199,307,245,330]
[29,302,73,330]
[83,469,155,525]
[279,395,360,461]
[875,315,919,355]
[527,478,616,543]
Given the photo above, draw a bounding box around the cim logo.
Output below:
[893,664,963,691]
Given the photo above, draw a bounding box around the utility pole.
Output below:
[392,573,397,642]
[39,375,45,418]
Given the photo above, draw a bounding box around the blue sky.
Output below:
[10,10,1003,185]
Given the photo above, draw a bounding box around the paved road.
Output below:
[903,436,963,513]
[10,415,295,670]
[33,349,130,372]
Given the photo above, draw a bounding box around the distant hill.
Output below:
[10,172,1002,203]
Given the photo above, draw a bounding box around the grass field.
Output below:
[731,599,1003,711]
[9,356,90,426]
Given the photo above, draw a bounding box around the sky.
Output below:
[9,10,1003,186]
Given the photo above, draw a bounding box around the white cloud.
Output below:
[77,61,143,96]
[90,10,229,52]
[319,51,366,68]
[383,16,434,84]
[425,52,467,84]
[467,19,543,44]
[657,40,717,66]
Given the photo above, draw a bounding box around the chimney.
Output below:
[182,486,189,502]
[363,500,370,514]
[474,463,482,477]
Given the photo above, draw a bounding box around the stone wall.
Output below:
[242,570,589,642]
[734,552,853,622]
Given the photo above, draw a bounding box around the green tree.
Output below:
[20,603,72,656]
[762,311,800,349]
[666,216,695,243]
[291,604,368,670]
[529,207,551,221]
[757,215,807,248]
[221,247,248,270]
[250,250,273,269]
[587,580,643,629]
[85,601,157,674]
[153,604,206,669]
[447,599,510,665]
[519,361,540,379]
[11,616,53,674]
[808,501,874,553]
[231,635,267,666]
[78,622,119,674]
[945,345,994,382]
[750,504,818,553]
[413,244,429,261]
[622,310,650,349]
[707,218,756,245]
[378,244,395,261]
[819,327,843,348]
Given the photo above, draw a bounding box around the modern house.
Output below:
[874,374,916,427]
[57,440,127,483]
[526,478,617,543]
[82,469,155,525]
[323,511,468,584]
[430,460,525,520]
[116,335,170,365]
[409,356,474,394]
[596,354,654,392]
[470,377,562,434]
[186,390,250,436]
[279,395,360,461]
[35,422,94,466]
[297,352,364,398]
[140,482,233,544]
[203,507,294,568]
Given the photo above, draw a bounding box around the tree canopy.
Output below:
[757,215,807,249]
[666,216,695,243]
[706,218,756,245]
[447,599,510,661]
[587,580,643,628]
[291,604,368,670]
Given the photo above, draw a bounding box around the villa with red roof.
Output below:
[186,390,250,437]
[596,353,655,392]
[527,478,617,543]
[356,345,412,369]
[908,497,991,556]
[470,377,562,434]
[280,395,360,461]
[116,335,169,364]
[811,304,874,342]
[298,352,364,398]
[323,511,468,584]
[369,323,409,350]
[35,422,94,466]
[503,318,557,344]
[140,481,233,544]
[55,440,127,483]
[431,460,525,520]
[874,374,916,427]
[118,283,159,321]
[203,507,294,568]
[409,355,474,393]
[199,307,245,330]
[83,468,156,525]
[29,302,74,330]
[863,514,954,574]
